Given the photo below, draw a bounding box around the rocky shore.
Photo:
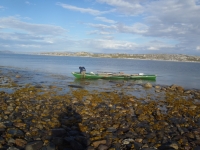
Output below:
[0,68,200,150]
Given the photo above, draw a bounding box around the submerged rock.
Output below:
[68,85,83,88]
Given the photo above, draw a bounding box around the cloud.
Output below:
[145,40,174,51]
[25,1,35,5]
[147,0,200,23]
[0,17,67,36]
[1,1,200,54]
[57,2,114,16]
[95,17,116,24]
[88,23,116,31]
[147,47,159,50]
[116,23,148,34]
[97,0,144,15]
[196,0,200,5]
[81,38,176,54]
[16,44,41,48]
[88,30,112,35]
[88,23,148,34]
[92,0,200,54]
[84,39,137,50]
[0,5,6,10]
[0,32,55,49]
[0,17,69,52]
[0,30,73,52]
[143,0,200,51]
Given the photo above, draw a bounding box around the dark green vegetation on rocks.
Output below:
[0,69,200,150]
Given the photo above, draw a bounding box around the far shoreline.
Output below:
[36,53,200,63]
[1,52,200,63]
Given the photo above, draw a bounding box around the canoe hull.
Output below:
[72,72,102,79]
[72,72,156,80]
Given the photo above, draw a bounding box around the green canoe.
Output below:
[72,72,156,80]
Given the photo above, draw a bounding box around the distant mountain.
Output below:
[0,50,14,54]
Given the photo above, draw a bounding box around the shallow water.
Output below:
[0,53,200,89]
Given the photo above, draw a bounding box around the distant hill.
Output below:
[0,50,14,54]
[39,52,200,62]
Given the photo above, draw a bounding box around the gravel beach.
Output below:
[0,67,200,150]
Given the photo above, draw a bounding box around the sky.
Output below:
[0,0,200,55]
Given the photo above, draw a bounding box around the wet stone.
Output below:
[15,138,27,148]
[8,138,15,145]
[194,146,200,150]
[135,138,143,143]
[70,140,85,150]
[141,148,157,150]
[15,75,21,78]
[122,138,134,145]
[155,89,160,93]
[106,127,117,133]
[68,130,80,136]
[44,142,56,150]
[75,136,88,147]
[64,136,74,143]
[25,141,43,150]
[155,85,160,89]
[193,139,200,145]
[13,122,26,128]
[7,128,24,137]
[68,85,83,88]
[7,146,19,150]
[158,142,179,150]
[144,83,152,88]
[51,128,66,137]
[97,144,109,150]
[110,143,121,150]
[87,146,95,150]
[134,142,143,150]
[92,140,107,148]
[0,137,5,144]
[185,132,195,139]
[0,128,6,135]
[34,85,43,88]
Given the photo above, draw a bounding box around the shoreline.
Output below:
[35,53,200,63]
[6,52,199,63]
[0,67,200,149]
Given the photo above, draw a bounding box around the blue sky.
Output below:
[0,0,200,55]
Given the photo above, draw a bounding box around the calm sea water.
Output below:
[1,53,200,89]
